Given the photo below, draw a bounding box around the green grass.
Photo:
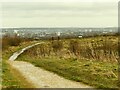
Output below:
[17,55,118,89]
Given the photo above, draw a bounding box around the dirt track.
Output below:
[9,61,93,88]
[8,43,93,88]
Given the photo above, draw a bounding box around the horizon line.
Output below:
[1,26,118,29]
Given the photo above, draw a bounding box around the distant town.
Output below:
[1,27,118,39]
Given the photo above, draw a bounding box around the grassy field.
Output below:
[2,39,38,88]
[17,35,119,89]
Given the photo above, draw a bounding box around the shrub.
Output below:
[69,40,79,56]
[2,34,25,50]
[52,41,63,53]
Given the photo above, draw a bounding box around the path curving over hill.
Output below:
[8,43,93,88]
[9,43,42,61]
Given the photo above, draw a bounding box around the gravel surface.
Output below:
[8,43,93,88]
[9,43,42,61]
[9,61,93,88]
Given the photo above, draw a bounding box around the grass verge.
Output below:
[2,60,35,88]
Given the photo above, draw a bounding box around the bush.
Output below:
[2,35,24,50]
[68,37,118,62]
[52,41,63,53]
[69,40,79,56]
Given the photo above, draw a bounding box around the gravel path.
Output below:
[9,61,93,88]
[8,43,93,88]
[9,43,42,61]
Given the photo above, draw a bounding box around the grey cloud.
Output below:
[2,2,117,12]
[2,2,117,27]
[2,2,117,18]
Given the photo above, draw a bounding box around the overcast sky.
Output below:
[1,0,118,28]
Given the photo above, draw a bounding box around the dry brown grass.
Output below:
[24,35,118,63]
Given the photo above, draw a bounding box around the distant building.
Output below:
[78,35,82,38]
[56,32,61,36]
[14,30,18,34]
